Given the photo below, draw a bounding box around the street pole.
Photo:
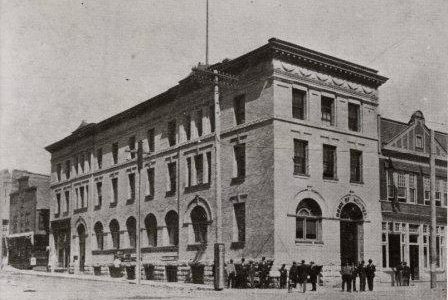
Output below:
[429,129,437,288]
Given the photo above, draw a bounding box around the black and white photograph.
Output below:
[0,1,446,299]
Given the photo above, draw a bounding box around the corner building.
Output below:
[45,38,387,283]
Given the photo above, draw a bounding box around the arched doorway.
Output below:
[340,203,364,266]
[191,206,208,244]
[77,224,86,272]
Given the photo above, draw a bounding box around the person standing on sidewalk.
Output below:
[288,261,298,292]
[279,264,287,289]
[226,259,236,288]
[402,262,411,286]
[340,262,352,292]
[358,261,367,292]
[308,261,319,291]
[365,259,376,291]
[297,260,308,293]
[395,262,403,286]
[351,263,358,292]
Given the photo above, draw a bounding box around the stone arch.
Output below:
[183,195,213,224]
[288,188,330,217]
[74,216,88,236]
[334,194,368,219]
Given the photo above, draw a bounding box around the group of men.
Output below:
[225,257,273,288]
[340,259,376,292]
[394,261,412,286]
[286,260,321,292]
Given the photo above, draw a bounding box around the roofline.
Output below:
[381,116,447,136]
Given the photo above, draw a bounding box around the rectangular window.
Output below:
[56,193,61,214]
[350,149,363,183]
[233,95,245,125]
[435,178,441,207]
[167,162,177,193]
[206,152,212,184]
[168,120,177,147]
[112,142,119,165]
[111,178,118,204]
[186,157,192,188]
[397,173,406,201]
[292,89,306,120]
[80,186,85,208]
[233,144,246,178]
[96,182,102,207]
[128,136,136,159]
[56,164,62,181]
[64,191,70,213]
[322,145,336,179]
[97,148,103,169]
[74,155,79,175]
[146,168,154,197]
[184,115,191,141]
[80,153,85,173]
[195,154,204,185]
[234,202,246,242]
[409,174,416,203]
[210,105,215,133]
[321,96,334,126]
[196,109,203,137]
[147,128,155,152]
[416,135,423,150]
[424,177,430,205]
[348,103,360,131]
[65,160,71,180]
[128,173,136,200]
[293,139,308,175]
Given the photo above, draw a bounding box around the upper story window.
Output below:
[210,105,215,133]
[80,153,85,173]
[74,155,79,175]
[168,120,177,147]
[350,150,363,183]
[112,143,119,165]
[111,177,118,205]
[322,144,336,179]
[65,160,71,180]
[56,164,62,182]
[196,109,203,137]
[56,193,61,215]
[146,168,154,198]
[321,96,334,126]
[166,162,177,194]
[293,139,308,176]
[292,89,306,120]
[233,202,246,243]
[233,144,246,179]
[147,128,155,153]
[396,173,406,202]
[348,103,360,132]
[424,176,430,205]
[184,115,191,141]
[409,173,416,203]
[64,191,70,213]
[415,135,423,150]
[435,178,441,207]
[97,148,103,170]
[233,95,246,125]
[96,181,102,207]
[128,136,136,159]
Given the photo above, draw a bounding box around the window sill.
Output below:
[295,239,324,245]
[231,176,245,185]
[350,180,364,185]
[141,246,178,253]
[110,202,117,208]
[74,207,88,214]
[230,241,245,249]
[323,177,338,182]
[187,243,207,251]
[145,195,154,202]
[184,183,211,193]
[94,205,102,211]
[293,173,310,178]
[165,191,176,197]
[126,198,135,205]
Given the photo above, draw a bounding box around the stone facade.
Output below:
[45,38,389,283]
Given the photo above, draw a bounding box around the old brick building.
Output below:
[8,173,50,269]
[378,111,447,281]
[45,38,388,282]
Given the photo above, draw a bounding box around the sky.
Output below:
[0,0,447,174]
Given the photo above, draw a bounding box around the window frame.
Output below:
[348,102,360,132]
[321,96,334,126]
[322,144,337,180]
[233,95,246,125]
[349,149,363,183]
[292,88,306,120]
[293,139,308,176]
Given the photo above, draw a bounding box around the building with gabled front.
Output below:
[378,111,447,282]
[45,38,388,283]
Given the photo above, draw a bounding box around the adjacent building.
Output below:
[379,111,447,281]
[8,173,51,269]
[45,38,390,283]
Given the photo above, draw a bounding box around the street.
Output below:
[0,271,445,300]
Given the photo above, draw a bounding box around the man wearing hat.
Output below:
[365,259,376,291]
[308,261,319,291]
[297,260,308,293]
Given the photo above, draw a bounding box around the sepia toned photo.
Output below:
[0,1,446,299]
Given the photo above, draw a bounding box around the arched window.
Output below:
[126,217,136,249]
[94,222,104,250]
[165,211,179,246]
[296,198,322,241]
[109,219,120,249]
[191,206,208,243]
[145,214,157,247]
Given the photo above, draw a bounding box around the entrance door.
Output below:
[409,245,419,280]
[340,203,364,266]
[77,225,86,272]
[388,234,401,268]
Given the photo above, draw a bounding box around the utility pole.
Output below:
[429,129,437,288]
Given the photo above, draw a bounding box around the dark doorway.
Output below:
[77,224,86,272]
[388,234,401,268]
[166,265,178,282]
[340,203,363,266]
[409,245,419,280]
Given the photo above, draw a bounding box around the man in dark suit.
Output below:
[365,259,376,291]
[297,260,308,293]
[288,261,298,292]
[357,261,367,292]
[308,261,320,291]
